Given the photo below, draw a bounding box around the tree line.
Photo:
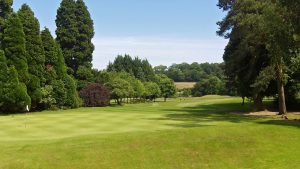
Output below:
[154,62,224,82]
[153,62,237,97]
[0,0,94,112]
[91,55,177,105]
[217,0,300,115]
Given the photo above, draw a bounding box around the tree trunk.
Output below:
[116,99,121,105]
[276,64,287,115]
[242,97,245,106]
[253,94,264,111]
[164,97,167,102]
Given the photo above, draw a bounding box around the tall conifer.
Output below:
[75,0,94,69]
[56,0,77,74]
[41,28,79,108]
[0,0,13,47]
[56,0,94,87]
[0,50,30,113]
[3,13,29,84]
[18,4,46,109]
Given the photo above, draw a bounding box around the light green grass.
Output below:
[0,96,299,169]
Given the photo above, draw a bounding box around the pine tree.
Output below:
[0,50,31,113]
[3,13,29,84]
[18,4,46,109]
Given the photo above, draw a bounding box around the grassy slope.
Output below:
[0,96,299,169]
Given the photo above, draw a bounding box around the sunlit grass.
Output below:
[0,96,299,169]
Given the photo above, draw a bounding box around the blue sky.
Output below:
[13,0,227,69]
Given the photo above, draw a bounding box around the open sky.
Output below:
[13,0,227,69]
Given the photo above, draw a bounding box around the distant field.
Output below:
[175,82,196,89]
[0,96,300,169]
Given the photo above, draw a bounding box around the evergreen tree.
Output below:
[74,0,94,69]
[0,0,13,47]
[56,0,94,89]
[63,74,80,108]
[18,4,45,84]
[41,28,58,83]
[3,13,29,84]
[41,28,75,108]
[18,4,46,109]
[0,50,31,113]
[0,0,13,18]
[107,55,156,81]
[56,0,77,74]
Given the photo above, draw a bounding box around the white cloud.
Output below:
[92,36,228,69]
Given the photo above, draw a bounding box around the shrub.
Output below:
[79,83,110,107]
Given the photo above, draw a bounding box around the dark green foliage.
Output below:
[26,74,42,110]
[0,0,13,45]
[107,54,155,81]
[56,0,77,73]
[0,0,13,19]
[18,4,45,84]
[193,76,225,96]
[0,50,31,113]
[41,28,78,109]
[79,83,110,107]
[76,65,93,90]
[217,0,299,114]
[56,0,94,84]
[63,74,81,108]
[41,28,58,83]
[41,28,67,77]
[18,4,46,109]
[3,13,29,83]
[154,62,224,82]
[51,79,67,108]
[74,0,94,69]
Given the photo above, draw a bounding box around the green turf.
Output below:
[0,96,299,169]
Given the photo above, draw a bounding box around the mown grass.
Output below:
[0,96,299,169]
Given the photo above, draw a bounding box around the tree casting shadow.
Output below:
[149,102,300,129]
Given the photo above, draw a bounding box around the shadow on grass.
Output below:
[257,120,300,128]
[151,102,300,129]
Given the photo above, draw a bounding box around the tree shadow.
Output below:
[149,102,300,129]
[257,119,300,128]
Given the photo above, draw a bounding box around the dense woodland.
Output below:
[218,0,300,114]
